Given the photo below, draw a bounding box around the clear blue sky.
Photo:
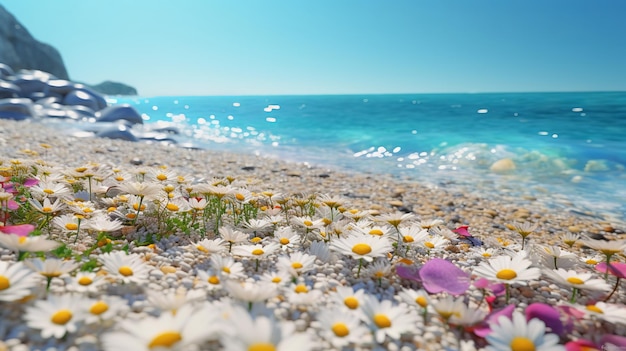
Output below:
[3,0,626,96]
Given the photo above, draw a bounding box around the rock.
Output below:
[96,124,138,142]
[0,80,19,99]
[0,62,14,77]
[96,104,143,125]
[0,97,34,120]
[0,5,69,79]
[490,158,516,173]
[90,81,138,96]
[63,89,101,111]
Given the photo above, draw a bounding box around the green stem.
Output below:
[604,277,621,302]
[505,284,510,304]
[356,258,363,278]
[46,276,53,291]
[132,196,144,226]
[604,254,613,280]
[570,287,578,303]
[72,218,82,244]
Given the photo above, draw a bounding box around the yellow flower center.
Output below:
[118,266,134,276]
[585,259,598,265]
[42,206,53,213]
[0,275,10,290]
[496,269,517,280]
[222,267,231,274]
[251,249,264,255]
[509,336,536,351]
[75,167,87,172]
[115,176,125,181]
[248,343,276,351]
[424,241,435,249]
[132,203,146,211]
[294,284,308,293]
[291,262,303,269]
[42,271,62,278]
[51,309,73,325]
[344,296,359,309]
[403,236,414,243]
[236,193,246,201]
[208,275,220,285]
[586,304,603,314]
[303,220,313,227]
[369,229,383,236]
[271,277,282,283]
[331,322,350,337]
[566,277,585,285]
[90,301,109,315]
[250,237,262,244]
[374,271,385,278]
[373,313,392,328]
[156,174,168,181]
[65,223,79,230]
[166,203,179,211]
[416,296,428,308]
[164,185,175,193]
[482,252,492,258]
[43,189,54,194]
[148,331,182,349]
[197,245,209,253]
[18,237,28,244]
[78,276,93,286]
[352,243,372,255]
[279,238,290,245]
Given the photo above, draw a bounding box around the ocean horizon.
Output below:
[105,91,626,223]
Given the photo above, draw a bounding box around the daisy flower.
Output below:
[65,271,107,294]
[102,303,219,351]
[543,268,610,292]
[330,286,367,313]
[148,167,179,183]
[224,280,278,307]
[219,226,249,251]
[195,238,228,255]
[195,269,224,291]
[29,181,72,200]
[470,247,500,260]
[115,181,162,199]
[0,232,60,254]
[220,306,312,351]
[534,245,578,270]
[431,295,467,323]
[23,293,87,339]
[285,282,324,307]
[232,243,280,271]
[98,251,150,284]
[27,197,65,214]
[0,260,39,302]
[84,214,124,233]
[259,270,291,286]
[575,301,626,324]
[84,295,130,324]
[274,226,300,250]
[375,211,416,229]
[210,254,246,279]
[398,224,430,245]
[316,308,370,348]
[25,258,79,279]
[397,288,431,313]
[365,259,392,284]
[308,240,337,264]
[506,221,538,250]
[276,251,316,277]
[561,232,579,248]
[359,294,418,343]
[579,254,604,266]
[52,213,83,234]
[485,311,565,351]
[419,234,450,252]
[330,234,392,262]
[146,287,206,315]
[473,252,541,286]
[473,252,540,302]
[582,237,626,278]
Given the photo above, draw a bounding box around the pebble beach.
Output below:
[1,118,625,350]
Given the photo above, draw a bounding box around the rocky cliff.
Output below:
[0,4,69,80]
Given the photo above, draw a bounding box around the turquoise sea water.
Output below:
[110,92,626,222]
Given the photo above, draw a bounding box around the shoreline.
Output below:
[1,118,625,350]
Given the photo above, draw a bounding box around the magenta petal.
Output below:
[418,258,470,295]
[473,304,516,337]
[596,262,626,279]
[396,264,421,282]
[7,200,19,210]
[565,339,599,351]
[0,224,35,237]
[452,225,471,237]
[23,178,39,187]
[526,303,564,335]
[601,334,626,348]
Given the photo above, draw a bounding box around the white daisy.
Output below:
[259,270,291,286]
[308,240,337,264]
[231,243,280,259]
[0,232,60,254]
[330,286,367,312]
[542,268,611,291]
[116,181,162,199]
[534,245,578,270]
[397,288,431,312]
[431,295,467,322]
[27,197,65,214]
[65,271,107,294]
[0,260,39,302]
[330,234,392,262]
[29,181,72,200]
[98,251,150,284]
[195,238,228,255]
[25,257,79,281]
[84,295,130,324]
[276,251,316,277]
[375,211,416,228]
[219,226,249,250]
[23,293,87,339]
[359,293,418,343]
[221,305,312,351]
[575,302,626,325]
[316,308,370,348]
[146,287,206,315]
[210,254,246,280]
[224,280,278,306]
[195,269,224,291]
[84,214,124,233]
[485,311,565,351]
[285,282,324,307]
[274,226,300,250]
[473,252,541,286]
[419,234,450,252]
[102,303,219,351]
[398,224,430,246]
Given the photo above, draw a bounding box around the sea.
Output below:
[107,92,626,223]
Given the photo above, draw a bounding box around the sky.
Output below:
[3,0,626,96]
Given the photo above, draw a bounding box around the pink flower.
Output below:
[596,262,626,279]
[525,303,563,335]
[0,224,35,237]
[419,258,470,295]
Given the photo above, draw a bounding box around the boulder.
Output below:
[0,97,34,120]
[96,104,143,125]
[0,5,69,79]
[96,124,138,142]
[490,158,516,173]
[0,63,14,77]
[63,89,101,111]
[0,80,20,99]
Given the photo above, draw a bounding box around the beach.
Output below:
[1,118,625,350]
